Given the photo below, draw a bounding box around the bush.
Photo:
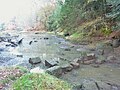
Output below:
[12,73,72,90]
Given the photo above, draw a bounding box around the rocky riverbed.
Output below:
[0,30,120,90]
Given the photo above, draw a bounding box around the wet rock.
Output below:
[64,33,70,37]
[44,37,49,40]
[29,57,41,65]
[34,40,38,42]
[46,66,62,77]
[6,44,11,47]
[70,62,80,69]
[45,59,58,68]
[29,41,32,45]
[61,64,73,72]
[35,32,40,34]
[17,38,24,45]
[64,48,71,51]
[17,55,23,58]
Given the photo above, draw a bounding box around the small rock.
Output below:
[29,57,41,65]
[83,59,96,65]
[73,57,83,64]
[46,66,62,77]
[45,59,58,68]
[70,62,80,69]
[29,41,32,45]
[44,37,49,40]
[17,55,23,58]
[34,41,38,42]
[64,48,71,51]
[61,64,73,72]
[86,53,96,60]
[35,32,39,34]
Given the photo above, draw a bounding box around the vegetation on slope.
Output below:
[12,73,71,90]
[46,0,120,43]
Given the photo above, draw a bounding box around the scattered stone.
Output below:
[64,48,71,51]
[86,53,96,60]
[45,59,58,68]
[18,38,24,45]
[72,58,83,64]
[61,64,73,72]
[70,62,80,69]
[17,55,23,58]
[34,40,38,42]
[29,41,32,45]
[35,32,39,34]
[29,57,41,65]
[83,59,96,65]
[44,37,49,40]
[46,66,62,77]
[30,67,45,73]
[6,44,11,47]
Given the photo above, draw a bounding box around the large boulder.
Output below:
[46,66,62,77]
[29,57,41,65]
[45,59,59,68]
[61,64,73,72]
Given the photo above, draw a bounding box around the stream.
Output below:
[0,30,120,89]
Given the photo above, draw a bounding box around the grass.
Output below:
[12,73,72,90]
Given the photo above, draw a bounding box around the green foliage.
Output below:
[100,27,112,36]
[13,73,72,90]
[47,0,120,40]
